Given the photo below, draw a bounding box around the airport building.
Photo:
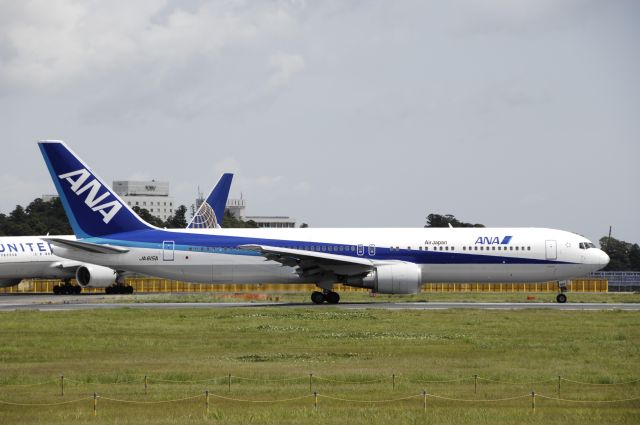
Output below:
[226,197,297,228]
[113,180,175,221]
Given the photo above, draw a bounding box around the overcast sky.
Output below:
[0,0,638,244]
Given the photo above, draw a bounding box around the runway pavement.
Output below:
[1,294,639,311]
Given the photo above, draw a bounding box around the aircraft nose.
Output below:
[595,249,610,269]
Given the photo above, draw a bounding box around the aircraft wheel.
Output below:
[311,291,325,304]
[126,285,134,294]
[53,285,61,295]
[74,286,82,294]
[325,291,340,304]
[556,293,567,303]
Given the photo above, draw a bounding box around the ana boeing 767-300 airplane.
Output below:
[38,141,609,303]
[0,172,233,293]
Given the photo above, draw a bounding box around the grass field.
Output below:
[0,306,639,424]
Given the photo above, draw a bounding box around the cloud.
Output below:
[268,52,305,88]
[0,0,304,120]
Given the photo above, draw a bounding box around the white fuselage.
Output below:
[50,227,609,285]
[0,236,81,287]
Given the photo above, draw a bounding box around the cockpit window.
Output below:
[579,242,596,249]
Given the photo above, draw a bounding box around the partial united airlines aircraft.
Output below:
[38,141,609,303]
[0,172,233,293]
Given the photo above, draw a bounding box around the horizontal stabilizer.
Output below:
[45,237,129,254]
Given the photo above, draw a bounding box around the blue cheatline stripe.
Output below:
[83,230,574,266]
[501,236,513,244]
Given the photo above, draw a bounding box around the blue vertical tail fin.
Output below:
[187,173,233,229]
[38,141,153,238]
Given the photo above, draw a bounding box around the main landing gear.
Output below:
[52,280,81,295]
[105,284,134,294]
[311,290,340,304]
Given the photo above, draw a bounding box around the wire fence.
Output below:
[1,390,638,416]
[1,373,638,416]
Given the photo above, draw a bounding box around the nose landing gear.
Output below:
[556,280,568,303]
[310,290,340,304]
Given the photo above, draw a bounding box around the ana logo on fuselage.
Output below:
[58,169,122,224]
[475,236,513,245]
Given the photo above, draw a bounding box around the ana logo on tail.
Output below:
[58,169,122,224]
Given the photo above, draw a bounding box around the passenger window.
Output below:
[419,246,422,251]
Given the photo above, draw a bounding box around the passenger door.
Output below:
[162,241,175,261]
[545,240,557,260]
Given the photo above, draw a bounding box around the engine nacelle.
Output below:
[345,262,422,294]
[0,278,21,288]
[75,265,117,288]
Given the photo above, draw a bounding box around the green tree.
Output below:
[629,244,640,271]
[221,210,258,228]
[165,205,188,228]
[425,213,484,228]
[0,198,73,236]
[131,206,165,227]
[599,236,639,271]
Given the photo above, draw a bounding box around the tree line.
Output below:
[0,197,258,235]
[0,201,637,271]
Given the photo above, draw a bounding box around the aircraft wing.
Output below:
[238,244,374,277]
[44,237,130,254]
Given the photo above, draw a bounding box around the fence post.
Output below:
[531,391,535,411]
[144,375,148,395]
[422,389,427,412]
[205,390,209,415]
[557,376,561,397]
[314,391,318,410]
[93,392,97,417]
[474,375,477,394]
[228,373,231,392]
[61,375,64,396]
[309,374,313,392]
[392,373,395,391]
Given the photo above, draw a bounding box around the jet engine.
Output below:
[0,278,21,288]
[345,262,422,294]
[75,265,118,288]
